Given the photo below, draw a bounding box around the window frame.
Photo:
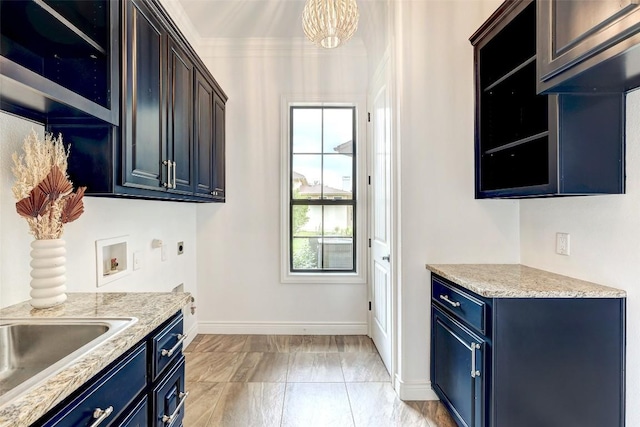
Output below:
[289,106,357,273]
[280,96,367,284]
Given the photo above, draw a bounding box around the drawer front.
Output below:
[432,276,486,334]
[152,312,184,381]
[116,396,148,427]
[43,343,147,427]
[153,357,187,427]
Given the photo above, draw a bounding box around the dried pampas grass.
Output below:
[12,130,86,239]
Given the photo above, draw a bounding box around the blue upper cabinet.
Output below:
[11,0,228,203]
[471,0,625,198]
[538,0,640,93]
[0,0,119,124]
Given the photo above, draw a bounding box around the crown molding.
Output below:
[197,37,368,58]
[157,0,203,48]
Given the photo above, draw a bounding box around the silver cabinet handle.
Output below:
[162,391,189,424]
[439,294,461,307]
[163,160,173,189]
[89,406,113,427]
[382,254,391,262]
[470,342,481,378]
[172,161,177,189]
[161,333,187,357]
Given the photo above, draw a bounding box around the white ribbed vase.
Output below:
[30,238,67,309]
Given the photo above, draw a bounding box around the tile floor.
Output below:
[184,334,457,427]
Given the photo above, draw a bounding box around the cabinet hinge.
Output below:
[369,301,372,311]
[368,112,371,122]
[368,176,371,185]
[368,238,371,248]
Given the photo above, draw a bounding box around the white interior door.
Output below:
[369,76,393,374]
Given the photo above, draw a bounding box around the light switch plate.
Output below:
[556,233,570,256]
[133,251,142,270]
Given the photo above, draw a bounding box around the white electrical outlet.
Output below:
[556,233,570,256]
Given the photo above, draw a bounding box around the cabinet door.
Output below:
[167,38,195,195]
[538,0,640,91]
[212,93,226,200]
[123,0,167,190]
[432,306,486,427]
[194,70,215,198]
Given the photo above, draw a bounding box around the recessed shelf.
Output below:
[96,236,131,287]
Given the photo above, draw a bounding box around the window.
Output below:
[289,106,356,273]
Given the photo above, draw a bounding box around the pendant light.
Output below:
[302,0,360,49]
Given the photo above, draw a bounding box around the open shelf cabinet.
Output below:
[0,0,119,124]
[471,0,625,198]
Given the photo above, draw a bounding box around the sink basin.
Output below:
[0,317,137,405]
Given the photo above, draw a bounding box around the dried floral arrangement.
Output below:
[12,130,86,240]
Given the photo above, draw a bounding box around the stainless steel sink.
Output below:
[0,317,137,405]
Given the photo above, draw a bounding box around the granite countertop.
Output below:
[425,264,626,298]
[0,292,192,427]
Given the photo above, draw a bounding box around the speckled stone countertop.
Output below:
[0,292,192,427]
[426,264,626,298]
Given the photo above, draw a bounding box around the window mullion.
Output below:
[321,205,325,269]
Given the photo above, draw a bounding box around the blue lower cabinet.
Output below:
[40,344,146,427]
[116,397,148,427]
[431,274,625,427]
[152,357,187,427]
[33,311,187,427]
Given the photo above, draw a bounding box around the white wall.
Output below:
[392,0,520,396]
[520,89,640,426]
[0,112,198,336]
[194,46,370,333]
[358,0,391,77]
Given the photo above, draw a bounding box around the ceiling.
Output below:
[177,0,383,42]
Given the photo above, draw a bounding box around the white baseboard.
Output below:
[183,322,199,348]
[198,321,368,335]
[394,374,440,401]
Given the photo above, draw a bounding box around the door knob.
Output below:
[382,254,391,262]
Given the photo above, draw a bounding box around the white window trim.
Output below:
[280,94,368,284]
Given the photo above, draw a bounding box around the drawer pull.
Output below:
[470,342,481,378]
[162,391,189,424]
[90,406,113,427]
[439,294,461,308]
[161,333,187,357]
